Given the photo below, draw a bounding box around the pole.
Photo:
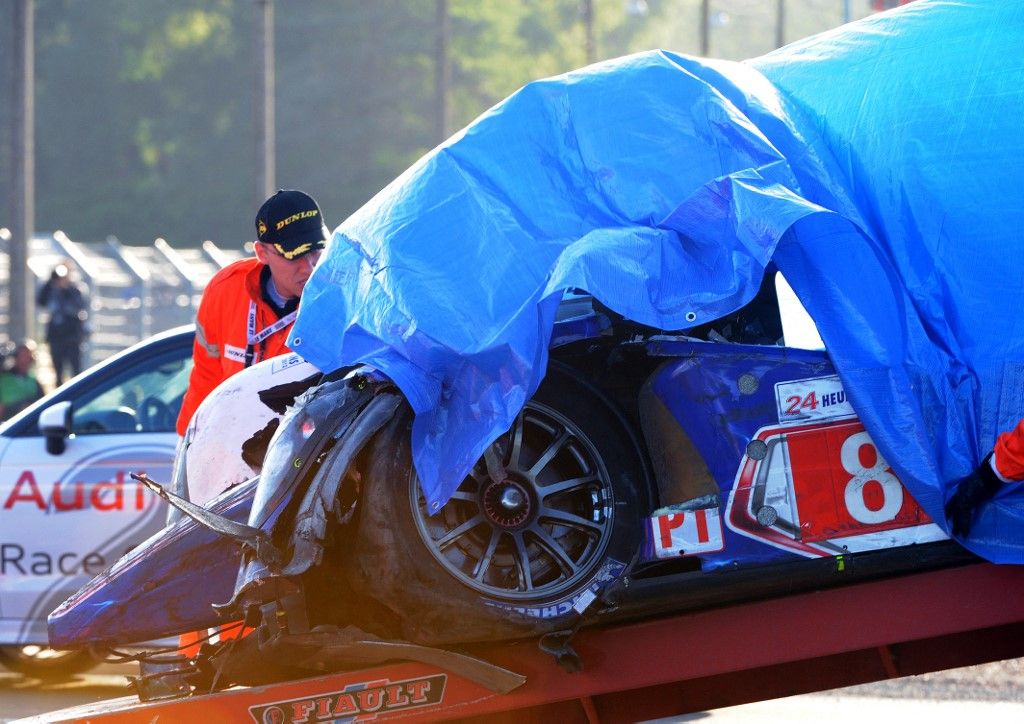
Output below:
[10,0,34,342]
[254,0,275,206]
[775,0,785,48]
[434,0,450,143]
[581,0,595,64]
[700,0,710,57]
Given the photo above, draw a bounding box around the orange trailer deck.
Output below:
[22,561,1024,723]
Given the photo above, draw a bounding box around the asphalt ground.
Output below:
[688,657,1024,722]
[0,662,135,723]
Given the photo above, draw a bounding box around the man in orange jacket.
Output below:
[946,419,1024,536]
[174,189,328,659]
[176,189,329,436]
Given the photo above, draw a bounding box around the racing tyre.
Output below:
[347,365,649,645]
[0,645,97,680]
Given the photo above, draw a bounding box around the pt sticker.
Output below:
[651,507,724,558]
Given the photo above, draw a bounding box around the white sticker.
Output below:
[270,353,307,374]
[774,374,855,424]
[224,344,246,364]
[650,507,724,559]
[572,588,597,614]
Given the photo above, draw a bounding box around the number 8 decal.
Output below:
[840,431,903,524]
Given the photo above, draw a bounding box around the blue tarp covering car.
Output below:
[289,0,1024,562]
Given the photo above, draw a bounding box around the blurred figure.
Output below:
[0,339,45,421]
[36,260,91,386]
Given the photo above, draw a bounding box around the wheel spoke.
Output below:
[472,527,503,581]
[468,466,488,485]
[529,526,581,577]
[539,506,604,534]
[527,429,571,477]
[511,532,534,591]
[507,412,525,470]
[540,474,599,500]
[483,444,507,483]
[448,489,478,503]
[436,513,486,550]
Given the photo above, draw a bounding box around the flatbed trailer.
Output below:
[22,561,1024,723]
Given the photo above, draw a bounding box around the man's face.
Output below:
[255,243,322,299]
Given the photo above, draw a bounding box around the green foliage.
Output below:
[27,0,251,246]
[2,0,877,249]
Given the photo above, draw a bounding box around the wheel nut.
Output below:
[500,487,524,510]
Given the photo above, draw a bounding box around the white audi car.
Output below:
[0,326,193,678]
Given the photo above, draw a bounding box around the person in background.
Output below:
[0,339,45,421]
[175,188,329,436]
[946,419,1024,536]
[36,260,90,386]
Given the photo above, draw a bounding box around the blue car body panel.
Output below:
[47,479,253,648]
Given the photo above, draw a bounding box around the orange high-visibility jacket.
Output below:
[993,418,1024,482]
[175,258,295,435]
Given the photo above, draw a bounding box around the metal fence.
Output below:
[0,227,246,373]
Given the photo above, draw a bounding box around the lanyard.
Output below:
[244,301,296,368]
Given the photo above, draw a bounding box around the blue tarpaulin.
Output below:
[290,0,1024,561]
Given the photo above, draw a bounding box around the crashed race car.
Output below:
[47,1,1024,699]
[46,278,970,694]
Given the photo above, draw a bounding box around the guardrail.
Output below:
[0,228,246,371]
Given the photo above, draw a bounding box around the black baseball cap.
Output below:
[255,189,329,260]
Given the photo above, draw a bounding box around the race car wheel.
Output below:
[0,645,97,680]
[346,365,649,645]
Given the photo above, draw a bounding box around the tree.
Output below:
[10,0,870,250]
[33,0,251,245]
